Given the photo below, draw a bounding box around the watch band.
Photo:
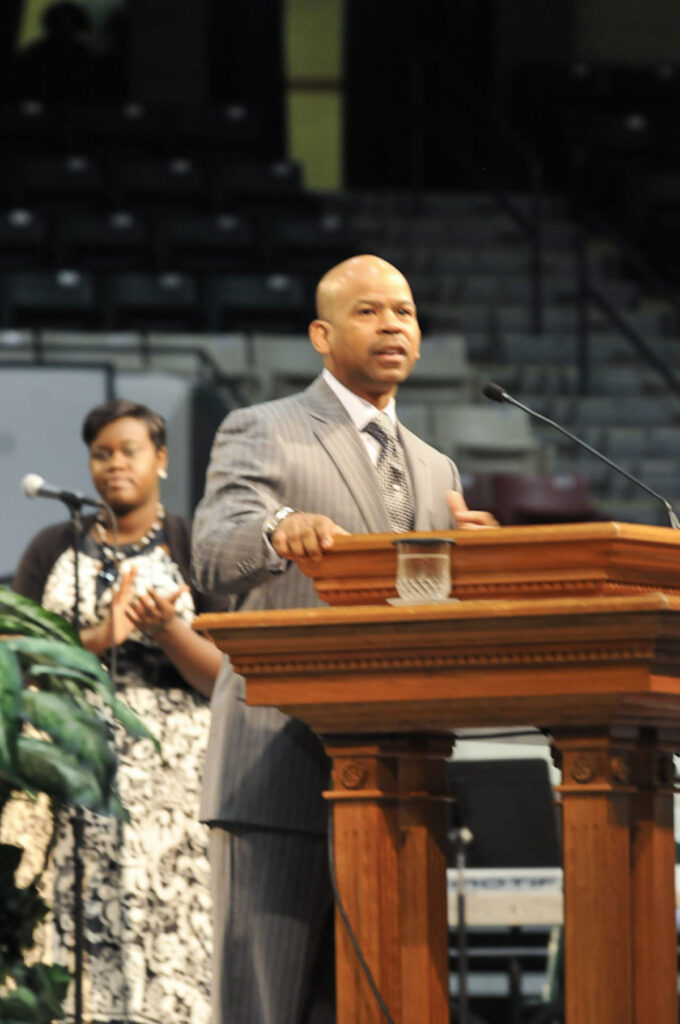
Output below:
[264,505,297,540]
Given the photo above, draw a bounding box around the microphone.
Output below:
[21,473,105,510]
[482,382,680,530]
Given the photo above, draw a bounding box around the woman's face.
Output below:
[89,416,167,514]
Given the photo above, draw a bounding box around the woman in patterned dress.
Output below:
[12,398,227,1024]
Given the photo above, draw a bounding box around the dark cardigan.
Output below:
[12,512,228,616]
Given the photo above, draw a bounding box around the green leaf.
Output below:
[110,696,161,753]
[0,614,46,637]
[0,588,78,645]
[25,668,99,715]
[24,962,71,1017]
[7,638,112,693]
[104,790,130,822]
[15,737,104,812]
[0,985,40,1019]
[26,665,158,754]
[20,690,115,788]
[0,644,22,773]
[28,663,108,693]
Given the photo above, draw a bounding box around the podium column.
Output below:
[630,729,679,1024]
[554,727,679,1024]
[323,735,453,1024]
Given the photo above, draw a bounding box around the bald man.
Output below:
[192,256,495,1024]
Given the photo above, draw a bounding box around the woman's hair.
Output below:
[82,399,167,450]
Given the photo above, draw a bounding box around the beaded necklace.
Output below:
[93,503,166,585]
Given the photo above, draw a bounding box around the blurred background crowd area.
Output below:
[3,0,680,577]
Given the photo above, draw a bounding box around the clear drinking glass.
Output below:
[392,538,455,603]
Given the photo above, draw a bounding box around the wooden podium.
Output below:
[195,522,680,1024]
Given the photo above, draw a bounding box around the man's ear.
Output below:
[309,319,331,355]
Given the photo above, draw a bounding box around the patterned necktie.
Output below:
[363,412,415,532]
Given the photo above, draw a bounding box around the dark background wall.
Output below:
[342,0,572,189]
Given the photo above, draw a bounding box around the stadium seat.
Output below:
[64,103,171,156]
[491,472,598,525]
[7,154,105,209]
[262,214,356,273]
[101,271,199,330]
[0,208,48,269]
[435,403,543,474]
[155,211,257,271]
[106,156,208,211]
[250,332,317,398]
[53,210,150,270]
[170,104,261,156]
[0,269,97,328]
[203,273,308,332]
[0,100,62,156]
[210,158,302,206]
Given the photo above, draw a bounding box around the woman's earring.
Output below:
[158,468,168,480]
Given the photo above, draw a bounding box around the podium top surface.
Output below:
[290,521,680,605]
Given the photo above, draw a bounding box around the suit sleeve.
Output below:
[191,405,291,596]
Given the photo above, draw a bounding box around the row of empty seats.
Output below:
[0,207,353,273]
[511,62,680,282]
[0,154,306,211]
[0,100,268,158]
[0,270,313,332]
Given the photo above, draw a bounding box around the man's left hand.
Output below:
[447,490,499,530]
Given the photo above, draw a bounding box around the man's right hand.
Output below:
[270,512,349,562]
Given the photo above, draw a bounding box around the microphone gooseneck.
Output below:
[483,382,680,530]
[21,473,106,509]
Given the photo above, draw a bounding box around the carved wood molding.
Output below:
[233,643,657,678]
[317,581,680,605]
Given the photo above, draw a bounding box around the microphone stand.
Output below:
[66,500,86,1024]
[64,496,116,1024]
[451,825,474,1024]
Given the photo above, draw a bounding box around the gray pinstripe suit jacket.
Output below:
[192,375,462,833]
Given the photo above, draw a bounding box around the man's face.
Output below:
[311,261,421,406]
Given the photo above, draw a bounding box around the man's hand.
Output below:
[271,512,349,562]
[447,489,499,530]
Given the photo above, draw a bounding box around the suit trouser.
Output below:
[209,825,335,1024]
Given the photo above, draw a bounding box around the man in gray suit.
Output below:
[192,255,496,1024]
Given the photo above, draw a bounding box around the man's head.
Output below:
[309,254,421,409]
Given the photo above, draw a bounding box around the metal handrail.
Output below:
[581,206,680,329]
[5,333,249,406]
[575,225,680,398]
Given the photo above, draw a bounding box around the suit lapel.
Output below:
[398,426,435,531]
[301,378,390,532]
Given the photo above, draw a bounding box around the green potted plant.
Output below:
[0,586,159,1023]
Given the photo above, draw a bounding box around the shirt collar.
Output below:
[322,368,397,432]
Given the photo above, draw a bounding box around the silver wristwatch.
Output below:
[264,505,296,540]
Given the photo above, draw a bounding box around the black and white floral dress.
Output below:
[12,517,219,1024]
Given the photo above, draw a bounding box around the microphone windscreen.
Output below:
[21,473,44,498]
[483,382,507,403]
